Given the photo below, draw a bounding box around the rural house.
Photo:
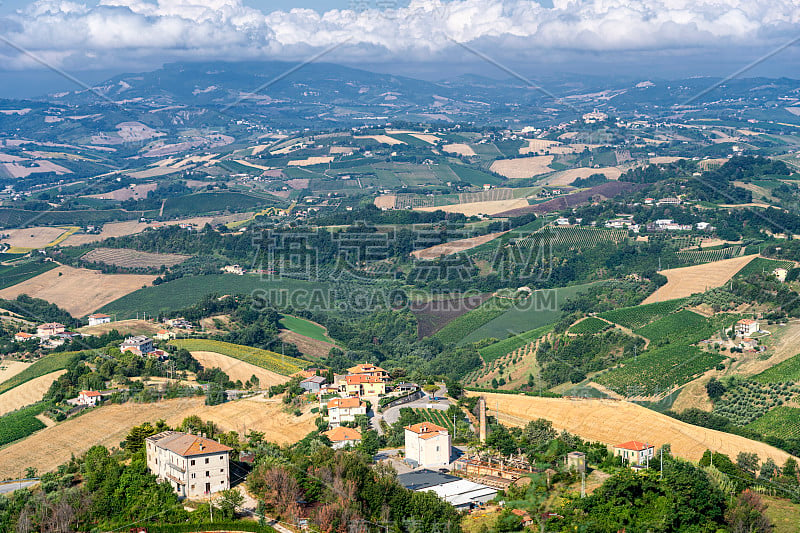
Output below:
[404,422,451,468]
[120,335,155,355]
[77,390,103,406]
[37,322,66,336]
[155,329,174,341]
[145,431,231,499]
[323,426,362,449]
[347,363,390,381]
[612,441,655,465]
[300,375,326,393]
[87,313,111,326]
[327,396,367,427]
[343,374,386,396]
[735,319,760,337]
[14,332,37,343]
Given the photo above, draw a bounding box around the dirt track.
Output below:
[642,254,757,304]
[471,391,793,464]
[0,396,315,478]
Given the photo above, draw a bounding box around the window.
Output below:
[205,458,209,464]
[219,455,223,461]
[190,459,195,466]
[206,471,210,477]
[191,473,196,479]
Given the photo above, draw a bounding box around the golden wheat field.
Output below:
[471,392,793,464]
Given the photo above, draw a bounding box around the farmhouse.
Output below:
[773,268,788,282]
[87,313,111,326]
[322,426,362,449]
[405,422,451,468]
[343,374,386,396]
[327,397,367,427]
[37,322,65,336]
[120,335,155,355]
[346,363,390,381]
[735,319,760,337]
[14,332,37,342]
[77,390,103,406]
[300,375,326,393]
[155,329,174,341]
[613,441,655,465]
[145,431,231,499]
[222,264,245,275]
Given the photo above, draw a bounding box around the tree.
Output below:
[359,430,381,456]
[523,418,557,449]
[706,377,725,401]
[736,452,760,476]
[759,457,780,480]
[725,490,772,533]
[122,422,157,452]
[206,383,227,405]
[216,489,245,520]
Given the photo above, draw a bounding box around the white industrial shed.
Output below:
[422,479,497,510]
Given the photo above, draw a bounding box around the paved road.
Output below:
[0,480,37,494]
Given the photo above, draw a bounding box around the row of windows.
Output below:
[189,469,225,479]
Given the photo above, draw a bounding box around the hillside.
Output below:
[471,391,794,464]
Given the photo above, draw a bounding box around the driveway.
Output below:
[381,394,451,425]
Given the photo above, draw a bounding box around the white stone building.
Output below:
[145,431,232,499]
[404,422,451,468]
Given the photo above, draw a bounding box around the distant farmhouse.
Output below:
[87,313,112,326]
[145,431,231,498]
[120,335,155,356]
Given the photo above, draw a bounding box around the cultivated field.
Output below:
[77,319,163,336]
[518,139,559,155]
[81,247,190,268]
[189,351,288,387]
[0,370,66,416]
[489,156,554,179]
[0,360,31,384]
[411,231,508,260]
[354,135,404,145]
[542,166,623,186]
[60,214,251,246]
[374,195,397,210]
[287,156,334,166]
[0,265,155,317]
[442,143,476,156]
[1,226,73,248]
[471,392,793,464]
[642,254,758,304]
[0,396,315,478]
[84,183,158,201]
[415,199,528,216]
[278,330,334,359]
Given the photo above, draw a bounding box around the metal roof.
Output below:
[396,469,459,490]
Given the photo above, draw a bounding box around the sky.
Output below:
[0,0,798,97]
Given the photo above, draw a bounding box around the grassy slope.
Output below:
[100,275,327,318]
[0,351,79,396]
[279,315,332,343]
[169,339,310,376]
[458,283,597,345]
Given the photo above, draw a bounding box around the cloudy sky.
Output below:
[0,0,798,95]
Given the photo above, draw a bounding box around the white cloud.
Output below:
[1,0,799,70]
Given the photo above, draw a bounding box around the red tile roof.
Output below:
[323,426,362,442]
[327,397,363,409]
[346,374,384,385]
[148,431,232,456]
[614,441,654,451]
[405,422,448,437]
[80,390,102,397]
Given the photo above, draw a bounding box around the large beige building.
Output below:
[145,431,232,498]
[405,422,451,468]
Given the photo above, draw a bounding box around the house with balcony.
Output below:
[145,431,231,499]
